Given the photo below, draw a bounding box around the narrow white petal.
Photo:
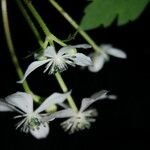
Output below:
[17,60,50,83]
[80,90,108,112]
[107,95,117,100]
[35,91,71,113]
[30,123,49,139]
[57,46,73,56]
[88,53,105,72]
[71,44,91,49]
[74,53,92,66]
[91,90,108,100]
[44,46,56,58]
[43,61,53,73]
[15,118,27,129]
[0,99,13,111]
[80,98,94,112]
[58,103,70,109]
[101,44,112,50]
[44,109,75,122]
[53,109,75,118]
[0,102,25,114]
[58,44,91,56]
[50,109,75,118]
[106,48,127,58]
[5,92,33,114]
[65,60,75,67]
[102,45,127,59]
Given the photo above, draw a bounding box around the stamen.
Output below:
[61,109,98,134]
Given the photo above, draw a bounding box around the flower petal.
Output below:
[35,91,71,113]
[58,103,69,109]
[17,60,50,83]
[102,45,127,59]
[43,61,53,73]
[44,109,75,122]
[57,46,73,56]
[71,44,91,49]
[74,53,92,66]
[88,53,105,72]
[58,44,91,56]
[5,92,33,114]
[80,90,108,112]
[107,95,117,100]
[90,90,108,100]
[0,99,13,111]
[30,123,49,139]
[52,109,75,118]
[43,46,56,58]
[80,98,94,112]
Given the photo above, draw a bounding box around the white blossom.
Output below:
[46,90,115,134]
[0,91,70,139]
[18,44,92,83]
[88,44,127,72]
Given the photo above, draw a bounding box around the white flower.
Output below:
[0,91,70,139]
[88,44,127,72]
[47,90,112,134]
[18,44,92,83]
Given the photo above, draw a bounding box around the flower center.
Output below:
[52,55,67,73]
[28,117,42,131]
[76,113,84,121]
[55,55,64,64]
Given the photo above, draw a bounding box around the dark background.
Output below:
[0,0,150,149]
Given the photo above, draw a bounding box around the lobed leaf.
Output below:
[80,0,150,30]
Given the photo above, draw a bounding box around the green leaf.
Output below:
[80,0,150,30]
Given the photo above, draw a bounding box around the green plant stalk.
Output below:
[49,0,101,53]
[20,0,78,112]
[15,0,44,48]
[16,0,48,49]
[55,73,78,112]
[24,0,66,47]
[1,0,40,103]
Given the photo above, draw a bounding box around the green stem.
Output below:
[1,0,40,103]
[49,0,101,53]
[23,0,66,47]
[15,0,44,48]
[55,73,78,112]
[18,0,78,112]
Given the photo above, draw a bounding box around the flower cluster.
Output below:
[0,90,114,138]
[0,0,127,141]
[0,43,122,139]
[0,89,115,138]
